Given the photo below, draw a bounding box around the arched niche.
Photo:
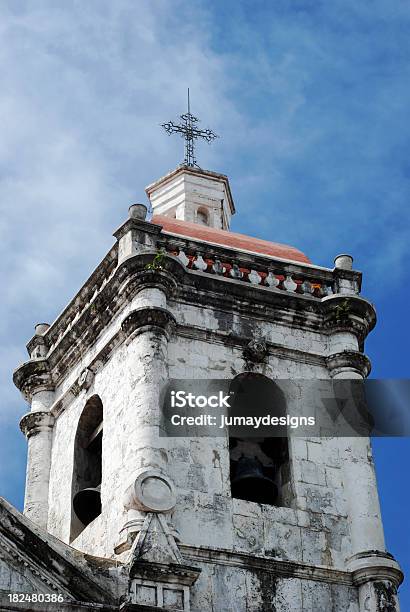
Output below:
[196,207,210,226]
[70,395,103,542]
[228,373,291,507]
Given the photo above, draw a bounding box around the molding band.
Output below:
[326,351,371,378]
[347,551,403,588]
[121,307,177,338]
[20,411,55,438]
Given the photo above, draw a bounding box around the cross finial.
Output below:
[161,89,218,168]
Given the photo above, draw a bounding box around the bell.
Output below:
[73,484,101,526]
[231,456,277,505]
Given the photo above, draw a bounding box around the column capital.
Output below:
[122,307,177,339]
[133,268,178,298]
[20,411,55,439]
[13,359,55,402]
[347,551,403,588]
[326,350,371,378]
[116,253,184,299]
[322,294,376,342]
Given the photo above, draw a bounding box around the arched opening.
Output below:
[196,207,209,226]
[70,395,103,542]
[228,373,291,507]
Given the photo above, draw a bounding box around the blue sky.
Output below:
[0,0,409,605]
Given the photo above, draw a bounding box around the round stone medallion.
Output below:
[133,470,176,513]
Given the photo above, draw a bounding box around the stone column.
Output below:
[14,323,55,529]
[324,291,384,558]
[332,370,386,556]
[116,271,178,552]
[347,552,403,612]
[327,351,402,610]
[20,411,55,528]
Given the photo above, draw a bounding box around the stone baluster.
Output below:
[193,254,208,271]
[301,279,312,295]
[212,259,225,275]
[248,269,261,285]
[229,263,243,279]
[265,271,279,288]
[176,248,189,267]
[283,274,297,292]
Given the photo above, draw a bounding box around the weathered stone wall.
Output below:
[48,292,356,569]
[188,563,360,612]
[36,248,395,611]
[12,178,403,610]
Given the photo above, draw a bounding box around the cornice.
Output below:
[321,294,377,342]
[172,281,324,333]
[180,544,353,586]
[113,217,163,241]
[130,561,201,587]
[0,531,72,598]
[0,497,118,604]
[49,323,328,420]
[23,245,118,361]
[326,351,372,378]
[14,252,373,390]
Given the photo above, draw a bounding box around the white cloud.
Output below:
[0,0,241,420]
[1,0,410,423]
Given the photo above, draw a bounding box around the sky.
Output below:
[0,0,409,605]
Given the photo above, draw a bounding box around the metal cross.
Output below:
[161,89,218,168]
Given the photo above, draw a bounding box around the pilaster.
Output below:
[116,271,178,554]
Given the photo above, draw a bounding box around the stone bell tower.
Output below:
[6,162,402,611]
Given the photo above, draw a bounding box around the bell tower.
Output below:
[9,99,403,611]
[11,168,403,610]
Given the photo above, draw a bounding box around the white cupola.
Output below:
[145,165,235,230]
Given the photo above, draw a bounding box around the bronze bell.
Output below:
[73,484,101,526]
[231,456,277,505]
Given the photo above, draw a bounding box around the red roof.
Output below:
[152,215,311,264]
